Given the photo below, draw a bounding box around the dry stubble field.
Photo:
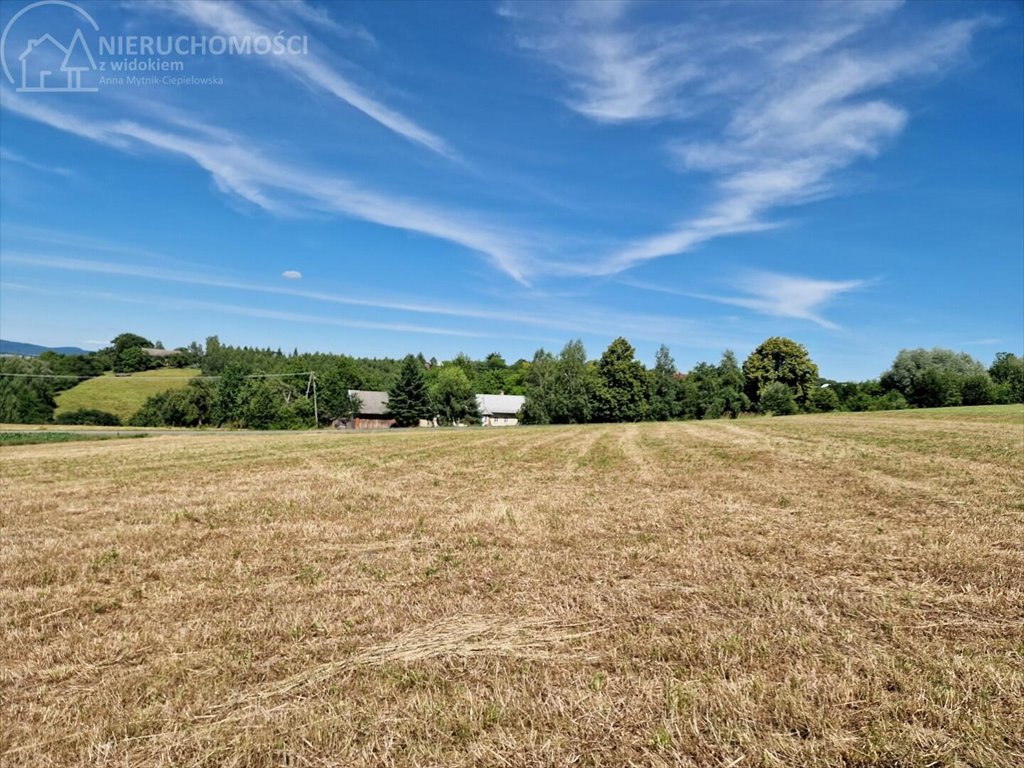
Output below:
[2,406,1023,767]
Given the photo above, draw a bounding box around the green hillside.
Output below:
[55,369,200,421]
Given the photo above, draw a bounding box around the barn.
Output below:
[476,393,526,426]
[345,390,395,430]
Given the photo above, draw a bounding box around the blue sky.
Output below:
[0,0,1021,380]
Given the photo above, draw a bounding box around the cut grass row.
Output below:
[0,432,148,446]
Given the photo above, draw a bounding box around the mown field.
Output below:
[1,406,1022,767]
[54,368,200,421]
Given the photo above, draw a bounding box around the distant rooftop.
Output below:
[348,389,389,416]
[476,394,525,416]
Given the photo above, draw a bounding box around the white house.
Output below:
[476,393,525,426]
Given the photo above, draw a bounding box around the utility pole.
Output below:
[311,372,319,429]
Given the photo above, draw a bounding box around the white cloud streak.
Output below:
[3,250,754,348]
[2,92,532,282]
[512,1,698,123]
[622,270,865,329]
[0,281,490,338]
[147,0,451,158]
[0,147,73,177]
[692,272,866,330]
[507,1,988,275]
[274,0,379,50]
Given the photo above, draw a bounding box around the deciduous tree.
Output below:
[594,337,648,422]
[743,337,819,408]
[432,366,480,425]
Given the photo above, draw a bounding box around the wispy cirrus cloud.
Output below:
[0,281,491,338]
[3,250,756,349]
[272,0,379,51]
[504,0,698,123]
[2,92,532,282]
[506,1,989,275]
[692,272,866,330]
[142,0,451,158]
[0,147,73,177]
[622,270,866,329]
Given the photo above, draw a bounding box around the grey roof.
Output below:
[475,393,525,416]
[142,347,178,357]
[348,389,390,416]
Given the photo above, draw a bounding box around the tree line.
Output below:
[1,331,1021,428]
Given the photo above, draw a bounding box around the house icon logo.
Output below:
[1,0,100,93]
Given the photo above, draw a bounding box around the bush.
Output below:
[129,381,214,427]
[807,386,840,413]
[960,374,995,406]
[909,368,962,408]
[868,391,909,411]
[759,382,798,416]
[54,409,121,426]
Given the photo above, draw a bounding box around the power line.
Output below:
[0,371,316,380]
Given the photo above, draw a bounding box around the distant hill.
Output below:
[0,339,90,357]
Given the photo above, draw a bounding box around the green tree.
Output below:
[648,345,679,421]
[681,363,719,419]
[203,335,227,375]
[989,352,1024,403]
[0,357,61,423]
[0,377,54,423]
[743,337,819,408]
[113,346,154,374]
[184,379,216,426]
[316,360,363,424]
[483,352,507,370]
[716,350,750,418]
[241,380,283,429]
[214,365,248,426]
[680,352,749,420]
[111,333,152,355]
[880,348,988,407]
[553,339,596,423]
[130,388,197,427]
[431,366,480,425]
[909,367,963,408]
[129,380,215,427]
[881,348,986,393]
[387,355,433,427]
[594,337,648,422]
[521,350,557,424]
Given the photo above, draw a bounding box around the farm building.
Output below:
[344,390,395,430]
[142,347,178,358]
[476,393,526,426]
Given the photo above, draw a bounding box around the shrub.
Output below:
[759,382,798,416]
[807,386,840,413]
[54,409,121,426]
[960,374,995,406]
